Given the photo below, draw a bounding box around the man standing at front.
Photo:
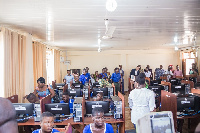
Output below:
[111,67,121,95]
[64,70,74,86]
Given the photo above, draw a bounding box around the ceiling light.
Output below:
[175,46,178,51]
[174,36,178,43]
[106,0,117,12]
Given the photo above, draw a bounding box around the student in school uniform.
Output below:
[79,69,91,85]
[111,67,121,95]
[83,107,114,133]
[32,112,60,133]
[94,92,104,101]
[0,97,18,133]
[60,92,74,114]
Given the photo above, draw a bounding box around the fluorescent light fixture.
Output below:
[106,0,117,12]
[98,39,101,45]
[174,36,178,43]
[175,46,178,51]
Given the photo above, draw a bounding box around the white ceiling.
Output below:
[0,0,200,51]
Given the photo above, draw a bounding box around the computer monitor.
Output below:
[72,83,83,89]
[93,88,108,97]
[55,83,65,89]
[85,101,110,115]
[93,82,101,88]
[148,86,164,96]
[136,111,175,133]
[151,79,162,86]
[45,103,70,116]
[13,103,34,116]
[169,78,178,85]
[171,84,185,95]
[177,95,199,112]
[67,88,82,98]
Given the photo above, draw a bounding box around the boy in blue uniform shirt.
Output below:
[32,112,59,133]
[111,67,121,95]
[60,92,74,114]
[79,69,90,85]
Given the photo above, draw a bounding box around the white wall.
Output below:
[61,49,180,91]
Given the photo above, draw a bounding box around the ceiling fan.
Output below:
[102,19,116,39]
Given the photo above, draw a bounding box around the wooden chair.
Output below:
[40,94,51,113]
[175,76,184,79]
[145,77,150,85]
[52,80,56,89]
[7,95,18,103]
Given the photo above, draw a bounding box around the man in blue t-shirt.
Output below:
[111,67,121,95]
[60,92,74,114]
[32,112,60,133]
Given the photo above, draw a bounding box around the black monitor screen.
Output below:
[177,95,198,112]
[171,84,185,95]
[148,86,164,96]
[55,83,65,89]
[13,103,34,116]
[68,88,82,98]
[72,83,83,89]
[93,82,101,88]
[85,101,110,115]
[150,114,173,133]
[45,103,70,115]
[169,78,178,85]
[93,88,108,97]
[151,79,162,86]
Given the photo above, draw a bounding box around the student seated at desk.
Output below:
[32,112,60,133]
[83,107,114,133]
[26,93,40,103]
[60,92,74,114]
[94,92,104,101]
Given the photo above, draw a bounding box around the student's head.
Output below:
[176,65,179,70]
[0,98,18,132]
[115,67,119,73]
[37,77,45,88]
[96,92,104,101]
[86,67,89,71]
[40,112,54,133]
[27,93,38,103]
[192,63,196,69]
[147,65,150,69]
[137,65,141,70]
[119,65,122,69]
[105,67,108,73]
[135,73,146,86]
[62,92,69,103]
[136,66,140,71]
[95,71,98,75]
[160,65,163,69]
[168,65,172,71]
[92,107,104,128]
[91,74,94,78]
[82,69,86,74]
[67,70,71,75]
[145,67,149,72]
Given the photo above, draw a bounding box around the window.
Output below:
[46,49,54,85]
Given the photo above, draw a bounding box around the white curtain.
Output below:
[0,28,4,97]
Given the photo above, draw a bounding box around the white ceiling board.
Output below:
[0,0,200,51]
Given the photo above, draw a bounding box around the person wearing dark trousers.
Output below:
[111,67,121,95]
[119,65,124,94]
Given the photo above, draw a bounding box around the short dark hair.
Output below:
[62,91,69,96]
[115,67,119,71]
[92,107,104,116]
[40,112,54,122]
[135,73,146,85]
[37,77,45,84]
[27,93,36,99]
[97,92,104,97]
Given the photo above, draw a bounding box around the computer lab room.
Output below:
[1,0,200,133]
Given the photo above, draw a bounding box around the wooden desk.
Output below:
[18,118,84,133]
[84,116,124,124]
